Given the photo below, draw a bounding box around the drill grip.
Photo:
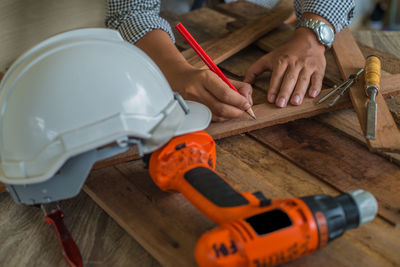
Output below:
[365,55,381,94]
[184,167,249,207]
[174,166,265,224]
[148,131,265,224]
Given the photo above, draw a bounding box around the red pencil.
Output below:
[175,23,256,120]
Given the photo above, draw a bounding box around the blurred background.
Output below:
[0,0,398,73]
[161,0,399,30]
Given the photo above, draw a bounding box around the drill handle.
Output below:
[181,166,267,224]
[148,131,268,224]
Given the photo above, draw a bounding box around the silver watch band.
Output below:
[298,18,334,48]
[299,18,322,30]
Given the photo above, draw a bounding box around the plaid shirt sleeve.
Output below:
[105,0,175,44]
[294,0,355,33]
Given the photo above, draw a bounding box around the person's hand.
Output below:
[244,27,326,107]
[172,65,253,121]
[135,29,253,120]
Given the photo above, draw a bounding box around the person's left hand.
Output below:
[244,27,326,107]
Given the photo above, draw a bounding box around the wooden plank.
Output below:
[332,28,400,153]
[84,137,397,267]
[316,108,400,165]
[248,119,400,226]
[218,45,274,91]
[84,162,204,267]
[386,96,400,124]
[214,0,271,21]
[161,8,235,51]
[206,74,400,140]
[206,88,350,139]
[353,30,400,56]
[184,0,293,68]
[358,43,400,75]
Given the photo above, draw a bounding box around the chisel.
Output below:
[364,55,381,140]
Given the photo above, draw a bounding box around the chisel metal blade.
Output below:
[365,101,377,140]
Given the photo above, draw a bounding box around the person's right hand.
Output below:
[135,29,253,121]
[171,65,253,121]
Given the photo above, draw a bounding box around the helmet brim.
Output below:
[175,101,211,136]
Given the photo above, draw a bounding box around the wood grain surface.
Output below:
[84,161,207,267]
[84,136,399,266]
[333,28,400,153]
[248,119,400,226]
[353,30,400,125]
[214,0,271,21]
[161,8,235,51]
[184,0,293,68]
[0,191,160,266]
[206,74,400,140]
[218,136,400,265]
[316,108,400,164]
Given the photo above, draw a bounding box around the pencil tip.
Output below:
[246,108,256,120]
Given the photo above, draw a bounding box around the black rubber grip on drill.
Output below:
[184,167,249,207]
[301,194,359,242]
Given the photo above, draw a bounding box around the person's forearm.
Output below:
[136,29,193,94]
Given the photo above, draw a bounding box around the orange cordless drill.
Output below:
[147,131,378,266]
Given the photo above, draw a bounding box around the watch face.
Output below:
[319,24,334,44]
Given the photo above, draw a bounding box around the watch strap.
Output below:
[297,18,334,48]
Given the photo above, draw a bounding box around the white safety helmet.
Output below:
[0,28,211,204]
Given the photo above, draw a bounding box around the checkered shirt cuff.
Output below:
[294,0,355,33]
[105,0,175,44]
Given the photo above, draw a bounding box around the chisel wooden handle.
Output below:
[365,55,381,94]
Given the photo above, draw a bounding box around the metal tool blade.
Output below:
[365,100,377,140]
[325,80,354,108]
[317,85,338,104]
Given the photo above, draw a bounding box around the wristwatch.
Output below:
[298,18,335,48]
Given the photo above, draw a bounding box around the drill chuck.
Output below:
[301,189,377,242]
[347,189,378,226]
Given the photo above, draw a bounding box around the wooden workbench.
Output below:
[1,3,400,267]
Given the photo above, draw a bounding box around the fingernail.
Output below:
[244,103,251,110]
[293,94,301,104]
[268,94,276,103]
[277,97,286,107]
[311,89,318,97]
